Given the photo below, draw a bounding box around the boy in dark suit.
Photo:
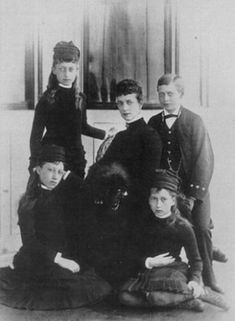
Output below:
[148,74,224,293]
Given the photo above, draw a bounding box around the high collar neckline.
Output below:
[149,211,175,224]
[154,211,172,219]
[59,83,73,89]
[40,184,52,191]
[126,117,145,129]
[125,112,143,124]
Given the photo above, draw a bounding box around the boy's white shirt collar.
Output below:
[163,106,181,128]
[163,105,181,116]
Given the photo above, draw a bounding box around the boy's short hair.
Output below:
[116,79,143,102]
[157,74,184,96]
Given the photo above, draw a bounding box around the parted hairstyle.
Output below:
[157,74,184,96]
[116,79,143,103]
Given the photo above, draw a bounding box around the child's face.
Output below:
[36,162,64,190]
[116,93,142,122]
[149,188,175,219]
[53,61,78,87]
[157,82,182,113]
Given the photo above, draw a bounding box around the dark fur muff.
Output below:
[81,161,136,287]
[85,161,130,211]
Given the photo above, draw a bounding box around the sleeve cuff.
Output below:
[104,131,108,139]
[54,252,62,263]
[145,257,152,269]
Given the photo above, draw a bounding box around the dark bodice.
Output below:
[42,87,81,148]
[29,88,105,171]
[33,188,68,255]
[140,212,202,282]
[102,118,162,192]
[142,214,184,260]
[14,173,84,270]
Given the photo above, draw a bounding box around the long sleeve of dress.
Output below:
[179,223,203,283]
[18,207,57,262]
[29,99,48,169]
[80,94,106,139]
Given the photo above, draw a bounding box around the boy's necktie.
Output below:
[164,114,178,119]
[164,114,178,128]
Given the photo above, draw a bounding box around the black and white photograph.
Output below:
[0,0,234,320]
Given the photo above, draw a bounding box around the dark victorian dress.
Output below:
[101,118,162,199]
[0,173,111,310]
[122,211,202,298]
[29,87,105,177]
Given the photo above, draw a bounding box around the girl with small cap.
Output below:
[0,144,111,310]
[29,41,114,178]
[119,169,229,312]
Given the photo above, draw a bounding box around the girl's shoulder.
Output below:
[173,213,195,241]
[169,209,192,231]
[17,193,39,225]
[38,87,66,106]
[41,89,57,104]
[35,90,53,110]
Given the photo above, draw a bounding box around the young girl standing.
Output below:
[29,41,109,178]
[0,144,111,310]
[119,169,229,312]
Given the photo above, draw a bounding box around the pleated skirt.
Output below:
[121,261,192,295]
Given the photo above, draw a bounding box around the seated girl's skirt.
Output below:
[0,264,111,310]
[121,261,192,296]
